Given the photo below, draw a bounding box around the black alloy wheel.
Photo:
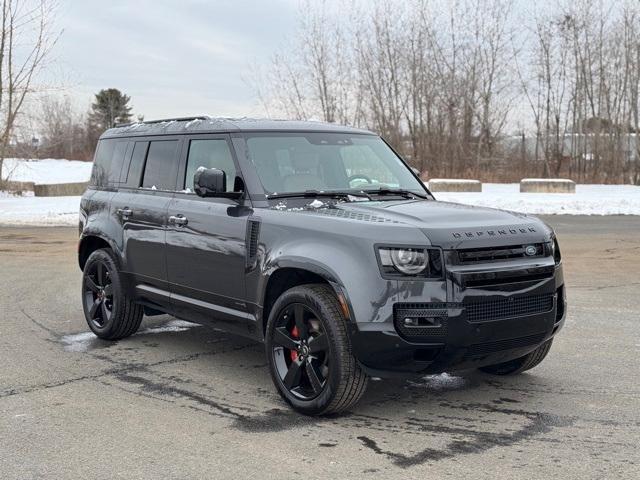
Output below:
[265,284,368,415]
[271,303,330,400]
[83,259,114,329]
[81,248,143,340]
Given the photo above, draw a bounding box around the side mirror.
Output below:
[194,167,243,199]
[194,167,226,197]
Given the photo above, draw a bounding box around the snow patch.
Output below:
[138,320,200,335]
[60,332,99,353]
[347,194,369,202]
[308,199,325,208]
[417,372,466,391]
[60,320,200,352]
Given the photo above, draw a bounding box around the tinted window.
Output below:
[110,141,129,183]
[184,139,236,192]
[90,139,116,187]
[141,140,179,190]
[90,139,130,186]
[125,141,148,187]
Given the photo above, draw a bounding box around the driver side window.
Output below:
[184,139,236,192]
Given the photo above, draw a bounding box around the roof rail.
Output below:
[115,115,211,128]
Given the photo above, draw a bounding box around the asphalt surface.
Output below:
[0,216,639,479]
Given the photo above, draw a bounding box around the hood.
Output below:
[325,199,552,249]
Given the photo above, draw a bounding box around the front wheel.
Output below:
[479,339,553,375]
[265,284,368,415]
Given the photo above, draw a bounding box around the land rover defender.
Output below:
[78,117,566,415]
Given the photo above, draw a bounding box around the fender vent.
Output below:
[246,220,261,269]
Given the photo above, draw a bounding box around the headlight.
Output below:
[377,247,442,277]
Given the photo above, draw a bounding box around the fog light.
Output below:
[403,317,419,326]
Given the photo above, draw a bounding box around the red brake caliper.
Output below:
[290,326,299,361]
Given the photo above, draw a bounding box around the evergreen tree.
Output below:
[88,89,133,130]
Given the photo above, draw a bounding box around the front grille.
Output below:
[462,266,555,288]
[457,243,546,263]
[394,304,449,339]
[466,294,554,323]
[464,333,546,358]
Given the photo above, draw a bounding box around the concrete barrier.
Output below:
[520,178,576,193]
[1,180,35,192]
[34,182,89,197]
[428,179,482,192]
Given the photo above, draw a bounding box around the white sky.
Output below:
[51,0,302,120]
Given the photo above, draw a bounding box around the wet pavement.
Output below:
[0,217,639,479]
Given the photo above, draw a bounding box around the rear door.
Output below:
[165,134,252,333]
[110,137,182,310]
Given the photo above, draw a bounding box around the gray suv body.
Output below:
[78,117,566,415]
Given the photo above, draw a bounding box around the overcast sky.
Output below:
[54,0,300,120]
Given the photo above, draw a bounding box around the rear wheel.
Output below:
[82,248,143,340]
[265,284,368,415]
[479,339,553,375]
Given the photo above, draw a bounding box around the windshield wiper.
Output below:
[363,188,430,200]
[268,190,371,200]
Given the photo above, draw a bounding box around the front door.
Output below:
[166,135,252,333]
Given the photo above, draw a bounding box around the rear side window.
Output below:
[90,139,128,187]
[141,140,179,190]
[184,139,236,192]
[125,141,149,187]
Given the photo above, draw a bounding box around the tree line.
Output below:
[258,0,640,184]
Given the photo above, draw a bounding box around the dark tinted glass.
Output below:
[125,141,149,187]
[141,140,179,190]
[90,139,130,186]
[90,139,116,187]
[184,139,236,192]
[109,141,129,183]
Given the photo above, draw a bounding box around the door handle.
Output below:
[169,214,188,227]
[116,207,132,218]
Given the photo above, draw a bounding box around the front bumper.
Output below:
[349,261,566,377]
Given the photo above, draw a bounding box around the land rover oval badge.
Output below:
[525,245,537,256]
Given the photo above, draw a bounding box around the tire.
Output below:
[265,284,368,415]
[479,339,553,375]
[81,248,143,340]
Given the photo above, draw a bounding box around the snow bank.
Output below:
[436,183,640,215]
[1,183,639,226]
[0,194,80,226]
[1,158,92,184]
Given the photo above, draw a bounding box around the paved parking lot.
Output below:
[1,216,639,479]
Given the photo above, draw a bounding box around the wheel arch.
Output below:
[260,260,352,339]
[78,234,117,270]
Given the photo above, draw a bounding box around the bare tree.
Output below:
[0,0,58,180]
[259,0,640,183]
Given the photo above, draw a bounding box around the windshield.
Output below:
[244,132,426,196]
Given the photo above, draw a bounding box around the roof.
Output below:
[100,116,375,139]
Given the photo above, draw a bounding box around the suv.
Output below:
[79,117,566,415]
